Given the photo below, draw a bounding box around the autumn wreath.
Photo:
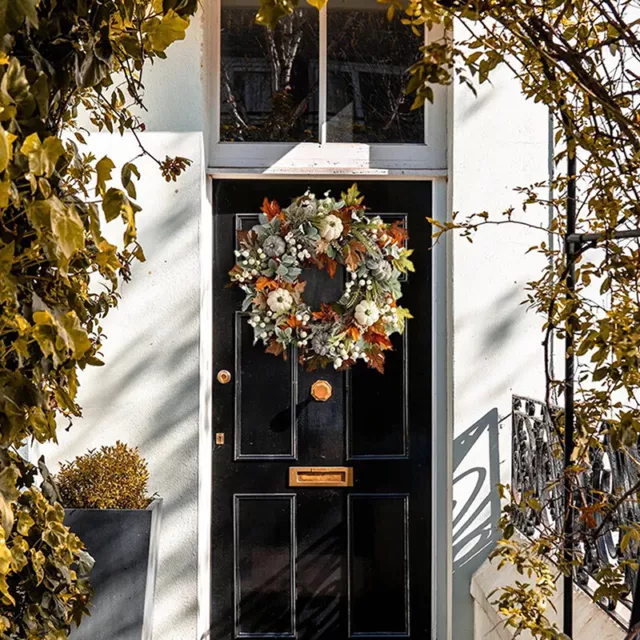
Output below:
[228,185,414,372]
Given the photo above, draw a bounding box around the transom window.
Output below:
[209,0,447,170]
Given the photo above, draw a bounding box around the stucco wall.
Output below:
[41,131,205,640]
[39,9,209,637]
[450,62,551,638]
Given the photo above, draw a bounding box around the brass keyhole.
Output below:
[311,380,332,402]
[217,369,232,384]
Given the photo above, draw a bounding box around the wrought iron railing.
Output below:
[512,395,640,627]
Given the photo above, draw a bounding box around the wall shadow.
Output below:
[452,408,501,636]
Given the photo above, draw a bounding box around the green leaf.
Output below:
[16,511,34,536]
[256,0,296,28]
[341,183,364,206]
[121,161,140,199]
[32,310,58,362]
[50,199,85,261]
[20,133,65,177]
[0,126,10,172]
[32,310,91,364]
[0,0,39,39]
[143,9,190,52]
[0,464,19,536]
[395,306,413,333]
[60,312,92,359]
[0,177,10,209]
[0,57,30,114]
[75,50,109,89]
[95,156,115,196]
[103,188,139,244]
[102,187,133,223]
[392,248,415,274]
[0,241,13,275]
[133,244,146,262]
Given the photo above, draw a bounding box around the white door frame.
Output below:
[197,172,452,640]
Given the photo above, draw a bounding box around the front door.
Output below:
[211,180,432,640]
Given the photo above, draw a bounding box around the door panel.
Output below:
[212,180,432,640]
[235,494,296,637]
[347,331,408,460]
[235,314,298,460]
[348,494,410,636]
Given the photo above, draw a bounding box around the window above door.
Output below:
[208,0,447,171]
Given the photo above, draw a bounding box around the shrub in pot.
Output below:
[57,442,161,640]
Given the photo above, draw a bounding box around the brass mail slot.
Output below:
[289,466,354,488]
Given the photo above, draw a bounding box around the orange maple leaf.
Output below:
[261,198,282,222]
[286,315,303,329]
[386,220,408,246]
[266,339,287,359]
[367,350,385,374]
[364,330,393,350]
[256,277,278,291]
[312,303,340,322]
[315,254,337,278]
[347,326,360,341]
[343,240,366,272]
[364,320,393,350]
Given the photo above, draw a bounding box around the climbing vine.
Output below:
[0,1,195,637]
[399,0,640,637]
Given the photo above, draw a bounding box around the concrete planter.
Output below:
[63,498,162,640]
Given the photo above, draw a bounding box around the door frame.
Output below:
[197,173,452,640]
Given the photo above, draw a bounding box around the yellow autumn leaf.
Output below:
[143,9,189,52]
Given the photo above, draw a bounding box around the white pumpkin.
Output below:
[354,300,380,327]
[319,214,344,241]
[267,288,293,314]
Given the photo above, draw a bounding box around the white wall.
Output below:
[450,59,551,638]
[42,131,206,640]
[42,9,209,637]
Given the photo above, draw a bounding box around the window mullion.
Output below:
[319,5,327,145]
[212,0,222,145]
[423,24,429,146]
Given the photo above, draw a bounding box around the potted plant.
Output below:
[57,442,161,640]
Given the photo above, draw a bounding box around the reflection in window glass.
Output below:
[327,2,423,143]
[221,0,318,142]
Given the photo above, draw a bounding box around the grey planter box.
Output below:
[63,498,162,640]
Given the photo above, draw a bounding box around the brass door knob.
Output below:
[311,380,332,402]
[217,370,232,384]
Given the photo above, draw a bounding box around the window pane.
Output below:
[327,0,424,143]
[221,0,319,142]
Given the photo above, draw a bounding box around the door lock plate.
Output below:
[310,380,332,401]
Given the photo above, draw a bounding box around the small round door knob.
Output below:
[217,369,232,384]
[311,380,332,402]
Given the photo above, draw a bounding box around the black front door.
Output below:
[211,180,432,640]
